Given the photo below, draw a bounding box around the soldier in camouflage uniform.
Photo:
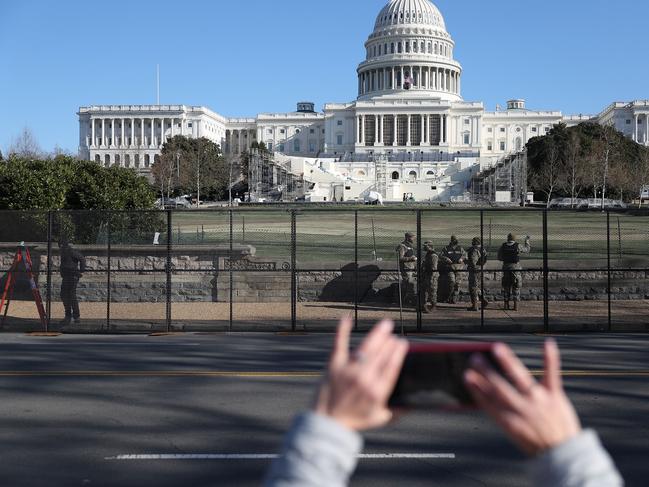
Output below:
[396,232,417,306]
[421,241,439,313]
[497,233,531,311]
[439,236,467,304]
[466,237,489,312]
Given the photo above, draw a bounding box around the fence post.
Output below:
[166,210,172,333]
[229,209,233,333]
[480,210,485,332]
[291,210,297,332]
[46,211,52,332]
[542,210,549,333]
[106,212,112,332]
[607,211,612,331]
[354,210,358,332]
[416,210,422,332]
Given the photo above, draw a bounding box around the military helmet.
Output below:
[423,241,434,250]
[450,235,459,245]
[472,237,481,246]
[405,232,415,239]
[507,233,517,242]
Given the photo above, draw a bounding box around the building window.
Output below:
[626,120,631,125]
[426,170,435,180]
[310,128,315,134]
[268,142,273,151]
[294,139,301,152]
[487,142,493,151]
[188,123,193,128]
[279,144,284,152]
[463,133,470,145]
[500,127,506,133]
[544,127,550,133]
[532,127,538,132]
[392,171,400,180]
[309,142,316,153]
[500,141,506,151]
[464,118,470,125]
[280,129,285,134]
[408,171,417,181]
[337,120,343,126]
[336,134,343,145]
[267,129,273,134]
[488,127,493,133]
[391,43,395,54]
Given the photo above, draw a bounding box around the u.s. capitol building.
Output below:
[78,0,649,202]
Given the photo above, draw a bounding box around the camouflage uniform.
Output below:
[397,233,417,305]
[421,242,439,312]
[439,237,467,304]
[466,238,489,311]
[497,234,531,310]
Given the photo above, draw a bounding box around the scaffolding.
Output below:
[470,150,528,205]
[248,150,305,202]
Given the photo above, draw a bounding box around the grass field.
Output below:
[167,209,649,270]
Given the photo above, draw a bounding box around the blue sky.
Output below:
[1,0,648,154]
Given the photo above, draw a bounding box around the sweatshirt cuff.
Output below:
[529,429,624,487]
[264,412,363,487]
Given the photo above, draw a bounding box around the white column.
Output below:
[109,118,114,147]
[140,118,144,146]
[406,114,411,146]
[121,118,125,147]
[160,118,164,146]
[391,68,395,89]
[171,118,175,138]
[101,118,105,147]
[130,118,135,147]
[379,115,384,145]
[91,119,96,148]
[400,66,404,88]
[374,115,379,145]
[393,115,398,146]
[420,115,425,145]
[646,114,649,144]
[361,115,365,144]
[634,115,639,142]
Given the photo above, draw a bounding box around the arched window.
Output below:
[104,154,110,167]
[408,171,417,181]
[515,137,523,151]
[144,154,150,167]
[391,171,400,180]
[427,42,432,53]
[125,154,131,168]
[391,43,395,54]
[134,154,140,167]
[420,41,425,52]
[405,42,410,53]
[94,154,100,164]
[115,154,121,166]
[153,155,160,167]
[294,139,301,152]
[398,42,403,53]
[434,44,438,54]
[426,170,435,180]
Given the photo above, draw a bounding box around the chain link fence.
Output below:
[0,208,647,333]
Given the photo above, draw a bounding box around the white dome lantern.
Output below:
[357,0,463,102]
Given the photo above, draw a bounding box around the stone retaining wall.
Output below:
[1,247,647,303]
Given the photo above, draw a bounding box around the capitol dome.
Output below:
[357,0,462,102]
[374,0,446,32]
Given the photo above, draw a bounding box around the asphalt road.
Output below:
[0,332,647,487]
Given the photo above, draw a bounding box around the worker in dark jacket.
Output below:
[59,238,86,325]
[497,233,531,311]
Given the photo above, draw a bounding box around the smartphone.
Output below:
[388,342,500,410]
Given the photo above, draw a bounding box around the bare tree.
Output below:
[596,126,617,210]
[562,131,586,207]
[151,152,177,201]
[532,141,562,208]
[638,148,649,208]
[8,127,42,159]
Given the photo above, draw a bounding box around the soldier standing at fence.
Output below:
[396,232,417,306]
[59,238,86,326]
[497,233,531,311]
[439,236,467,304]
[421,241,438,313]
[466,237,489,312]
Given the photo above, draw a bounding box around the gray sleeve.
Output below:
[263,412,363,487]
[529,429,624,487]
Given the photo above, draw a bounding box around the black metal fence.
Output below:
[0,208,647,333]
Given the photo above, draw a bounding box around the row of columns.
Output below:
[368,39,451,59]
[226,129,254,154]
[633,114,649,144]
[356,114,448,147]
[89,117,187,149]
[359,66,459,95]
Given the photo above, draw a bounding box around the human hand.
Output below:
[464,340,581,457]
[314,317,408,432]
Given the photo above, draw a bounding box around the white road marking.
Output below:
[106,453,455,461]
